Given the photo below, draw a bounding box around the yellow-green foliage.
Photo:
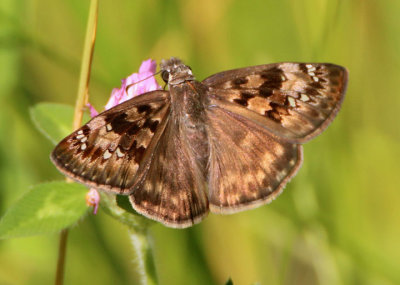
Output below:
[0,0,399,284]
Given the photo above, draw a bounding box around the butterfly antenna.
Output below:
[125,70,162,93]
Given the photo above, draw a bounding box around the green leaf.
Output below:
[225,278,234,285]
[0,181,88,239]
[30,102,91,144]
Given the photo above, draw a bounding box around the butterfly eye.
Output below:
[161,70,169,83]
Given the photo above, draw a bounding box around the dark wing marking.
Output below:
[203,62,348,143]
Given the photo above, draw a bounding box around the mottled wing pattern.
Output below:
[51,91,170,194]
[207,105,303,213]
[128,111,209,228]
[203,63,348,143]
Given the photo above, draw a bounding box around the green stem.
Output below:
[54,1,98,285]
[100,193,158,284]
[55,229,69,285]
[73,0,98,130]
[129,229,158,285]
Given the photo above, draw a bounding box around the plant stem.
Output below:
[54,1,98,285]
[100,193,158,284]
[73,0,98,130]
[129,229,158,285]
[55,229,68,285]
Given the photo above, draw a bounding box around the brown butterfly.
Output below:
[51,57,348,228]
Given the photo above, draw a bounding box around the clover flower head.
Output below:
[105,59,161,110]
[87,59,161,117]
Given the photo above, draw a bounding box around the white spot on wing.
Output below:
[106,123,112,131]
[81,143,87,150]
[300,94,310,102]
[103,149,112,160]
[288,97,296,107]
[116,147,125,158]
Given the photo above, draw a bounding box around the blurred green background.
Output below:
[1,0,400,284]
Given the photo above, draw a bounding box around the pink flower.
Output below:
[87,103,99,117]
[86,188,100,214]
[87,59,161,117]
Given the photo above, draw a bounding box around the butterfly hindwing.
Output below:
[207,105,303,213]
[128,99,209,228]
[203,62,348,143]
[51,90,170,194]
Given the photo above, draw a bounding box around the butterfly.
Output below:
[51,57,348,228]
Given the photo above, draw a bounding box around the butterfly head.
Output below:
[160,57,195,85]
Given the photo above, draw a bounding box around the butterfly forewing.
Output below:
[203,62,348,142]
[51,90,170,193]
